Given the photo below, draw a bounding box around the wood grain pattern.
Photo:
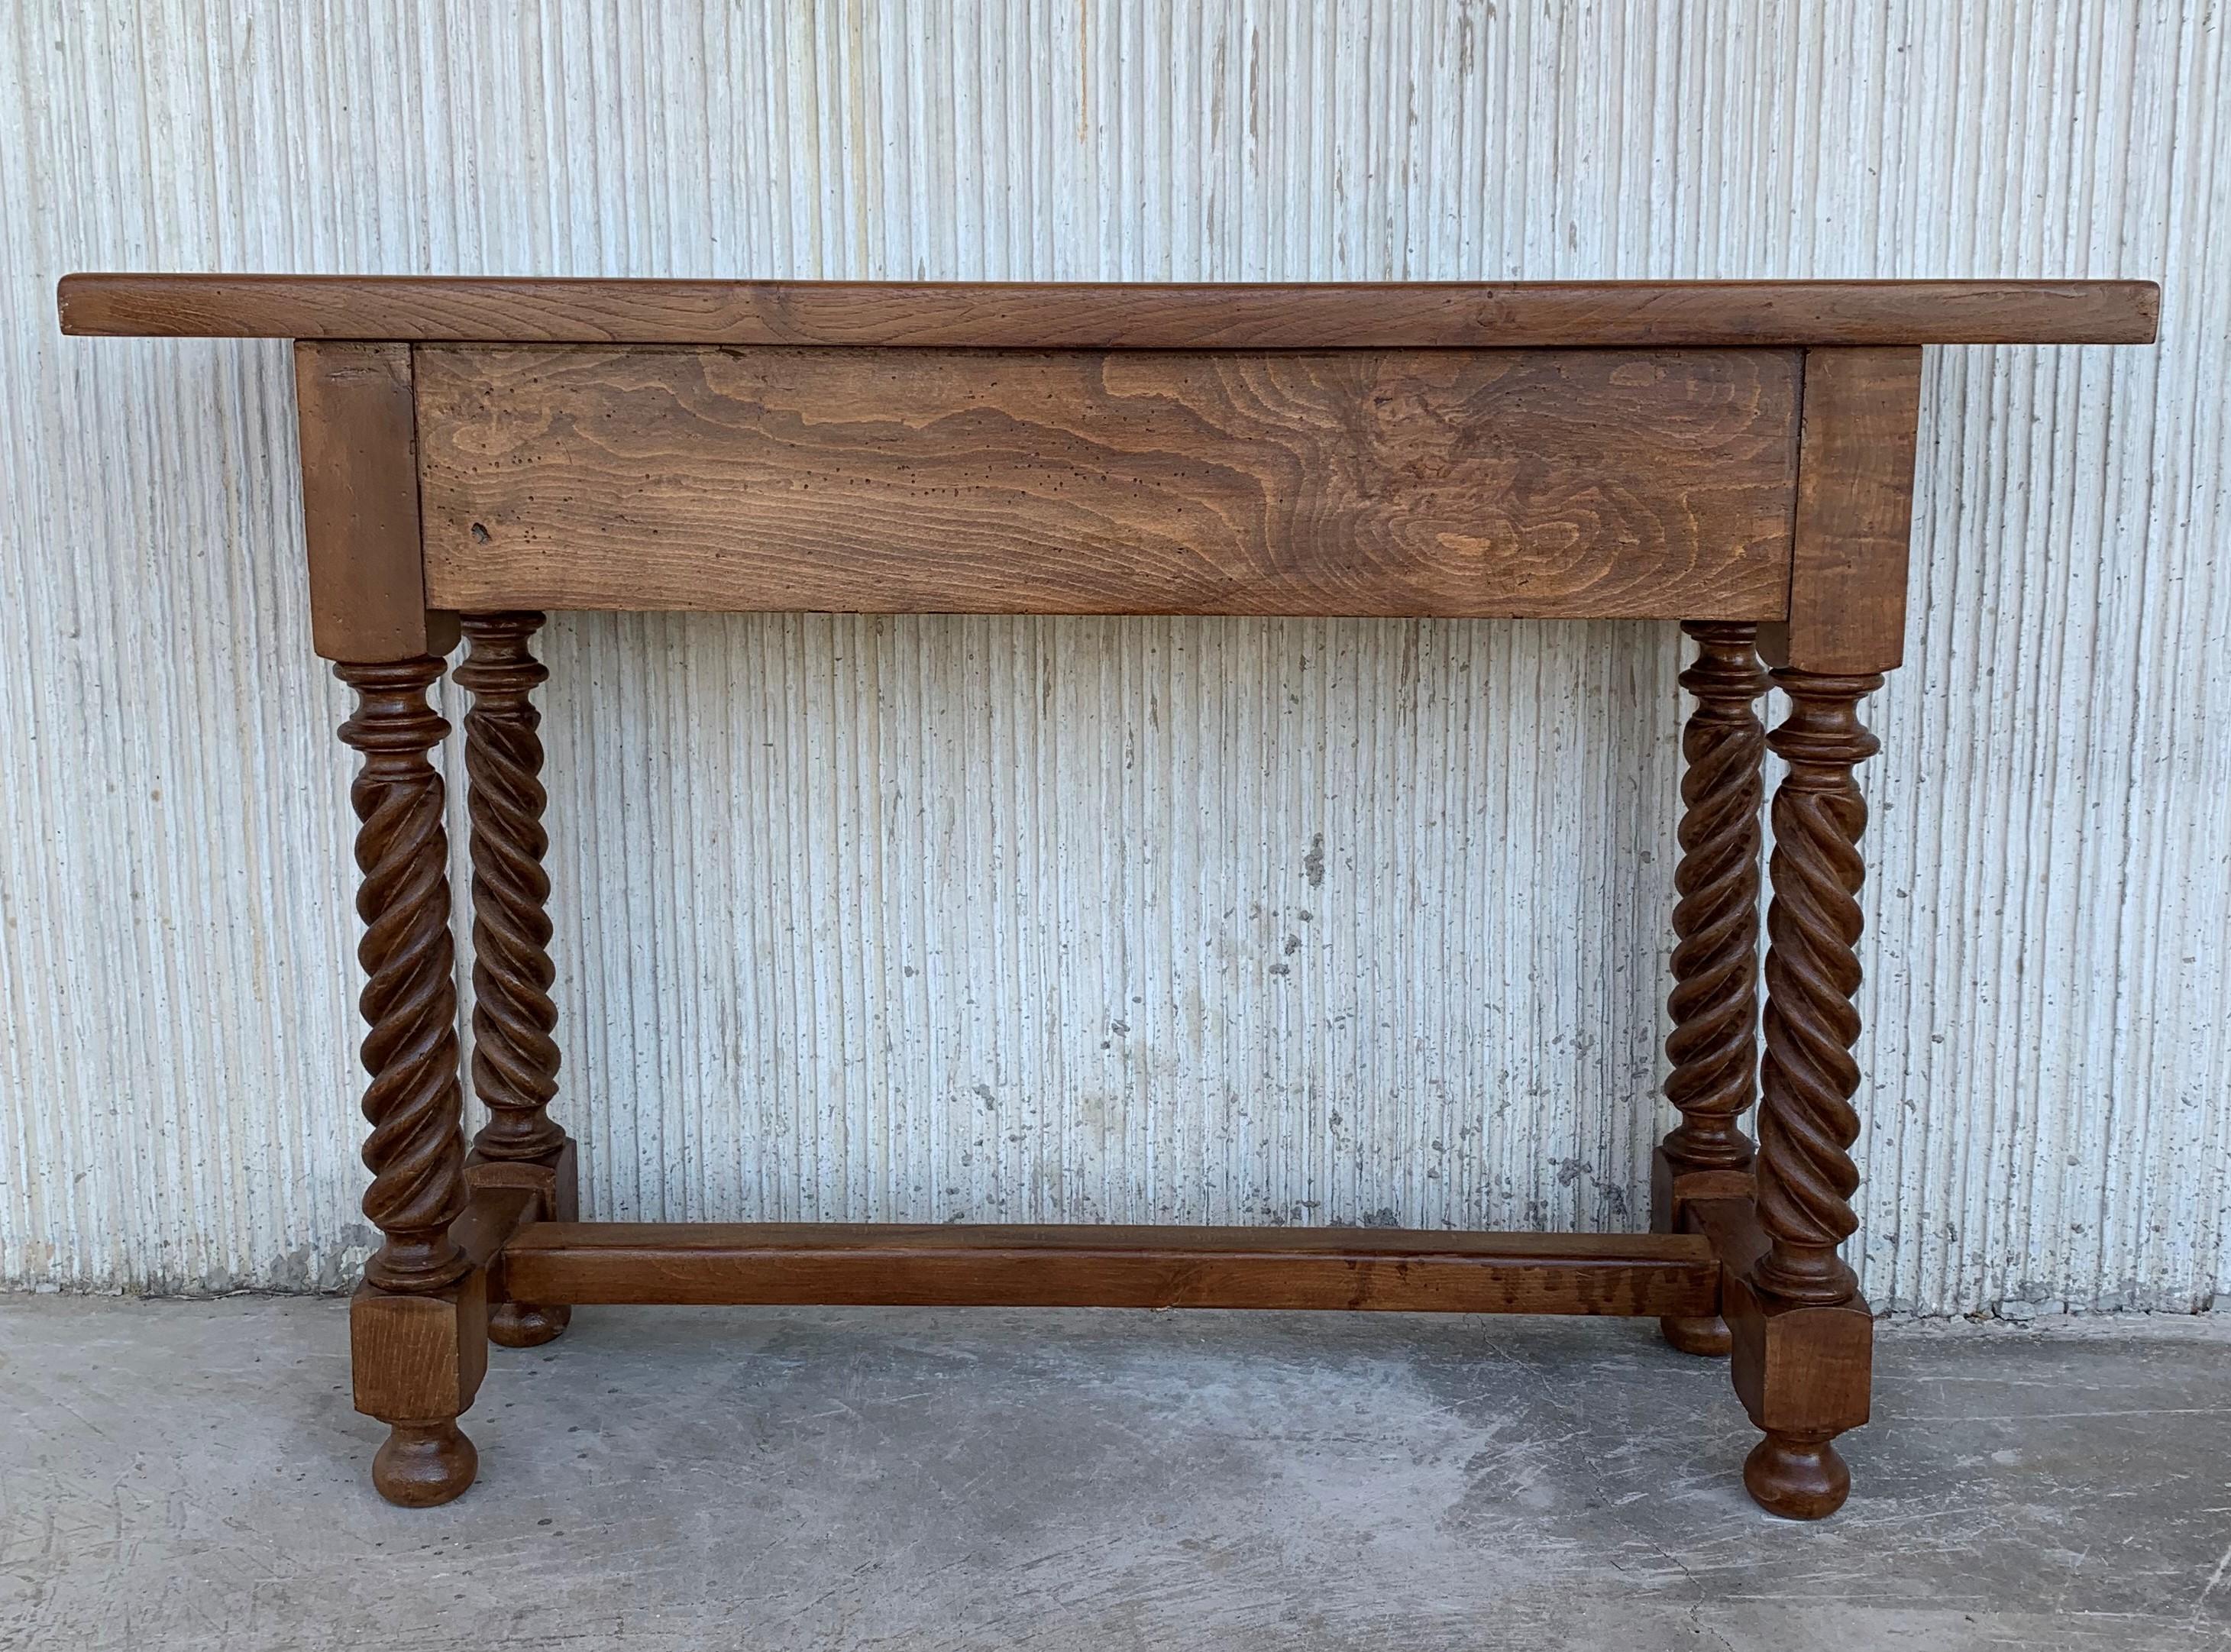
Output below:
[495,1222,1721,1316]
[293,343,454,661]
[1685,1192,1772,1283]
[415,344,1801,619]
[445,1185,536,1273]
[1659,622,1770,1178]
[457,614,565,1163]
[348,1272,487,1508]
[1731,664,1887,1520]
[335,657,470,1295]
[59,273,2162,348]
[1754,670,1883,1309]
[468,1140,578,1350]
[1760,347,1925,674]
[1725,1272,1874,1521]
[1653,621,1770,1357]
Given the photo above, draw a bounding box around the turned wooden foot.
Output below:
[488,1301,572,1348]
[1657,1312,1731,1356]
[1744,1431,1851,1520]
[350,1268,490,1508]
[373,1421,480,1508]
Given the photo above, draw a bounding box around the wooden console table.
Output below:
[60,273,2158,1519]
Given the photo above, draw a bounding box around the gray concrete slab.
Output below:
[2,1298,2226,1650]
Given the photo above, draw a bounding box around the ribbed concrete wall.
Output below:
[2,1,2224,1312]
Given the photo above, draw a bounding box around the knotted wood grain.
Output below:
[415,344,1801,619]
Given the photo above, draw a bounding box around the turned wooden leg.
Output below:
[1730,668,1883,1519]
[455,613,576,1349]
[338,656,484,1507]
[1654,622,1769,1356]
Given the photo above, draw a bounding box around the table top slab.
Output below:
[57,274,2159,348]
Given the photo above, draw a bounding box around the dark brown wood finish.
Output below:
[496,1224,1721,1317]
[1732,666,1885,1519]
[455,612,574,1349]
[1760,347,1925,675]
[1754,671,1881,1308]
[1726,1269,1876,1520]
[349,1182,538,1508]
[415,344,1800,619]
[457,613,564,1163]
[335,655,479,1507]
[63,273,2155,1521]
[1653,620,1770,1357]
[293,343,457,662]
[347,1275,485,1507]
[337,659,470,1294]
[60,273,2160,347]
[467,1143,580,1356]
[448,1185,539,1271]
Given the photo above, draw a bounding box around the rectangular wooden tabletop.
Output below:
[58,274,2158,657]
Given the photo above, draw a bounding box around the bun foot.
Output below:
[1743,1431,1849,1520]
[1657,1313,1731,1356]
[489,1301,571,1347]
[372,1421,479,1507]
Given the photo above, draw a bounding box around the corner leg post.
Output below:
[1731,667,1883,1519]
[337,655,483,1506]
[456,612,575,1347]
[1654,621,1769,1356]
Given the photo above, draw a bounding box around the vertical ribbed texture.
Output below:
[0,2,2223,1313]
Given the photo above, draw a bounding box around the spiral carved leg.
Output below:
[1755,670,1882,1308]
[458,613,564,1163]
[338,657,484,1505]
[1728,667,1883,1519]
[456,613,575,1348]
[1654,622,1769,1356]
[338,658,470,1292]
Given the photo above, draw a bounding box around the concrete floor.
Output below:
[2,1299,2226,1652]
